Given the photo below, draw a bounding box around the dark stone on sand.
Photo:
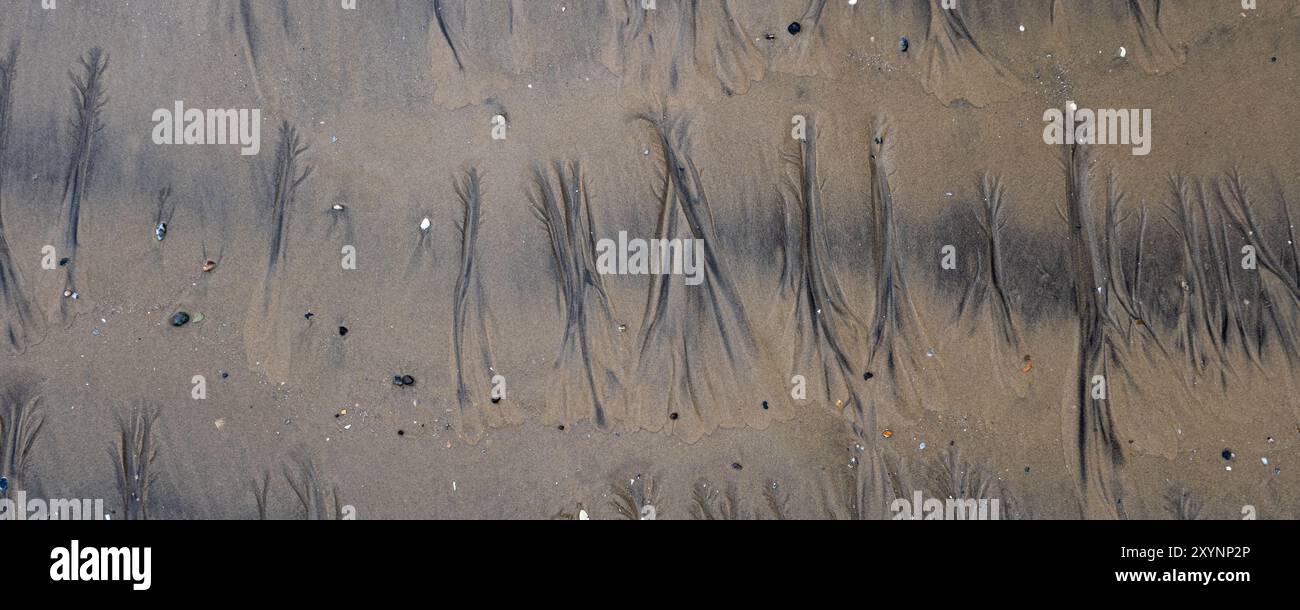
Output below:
[0,476,8,491]
[170,312,190,327]
[788,22,801,35]
[558,425,565,431]
[731,462,743,470]
[398,430,405,436]
[1222,449,1233,461]
[338,326,348,336]
[59,257,69,267]
[402,375,415,386]
[392,376,405,386]
[864,372,874,380]
[761,401,769,410]
[670,412,679,420]
[900,37,909,52]
[491,397,501,404]
[304,312,314,320]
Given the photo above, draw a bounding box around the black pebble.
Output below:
[761,401,769,410]
[1221,449,1233,461]
[787,22,801,35]
[170,312,190,327]
[338,326,348,336]
[1024,467,1031,473]
[221,372,229,379]
[863,372,874,380]
[0,476,8,491]
[1270,56,1277,63]
[900,37,909,52]
[59,257,69,267]
[558,425,565,431]
[304,312,314,320]
[491,397,501,404]
[731,462,743,471]
[398,430,405,436]
[670,412,679,420]
[392,376,405,386]
[402,375,415,386]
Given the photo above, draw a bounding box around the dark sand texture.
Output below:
[0,0,1297,519]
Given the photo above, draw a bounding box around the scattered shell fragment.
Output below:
[882,430,894,439]
[202,260,216,272]
[155,222,167,241]
[332,203,345,211]
[578,509,589,520]
[1021,355,1033,373]
[420,217,431,231]
[214,418,225,430]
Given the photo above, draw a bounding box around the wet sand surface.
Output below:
[1,0,1298,519]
